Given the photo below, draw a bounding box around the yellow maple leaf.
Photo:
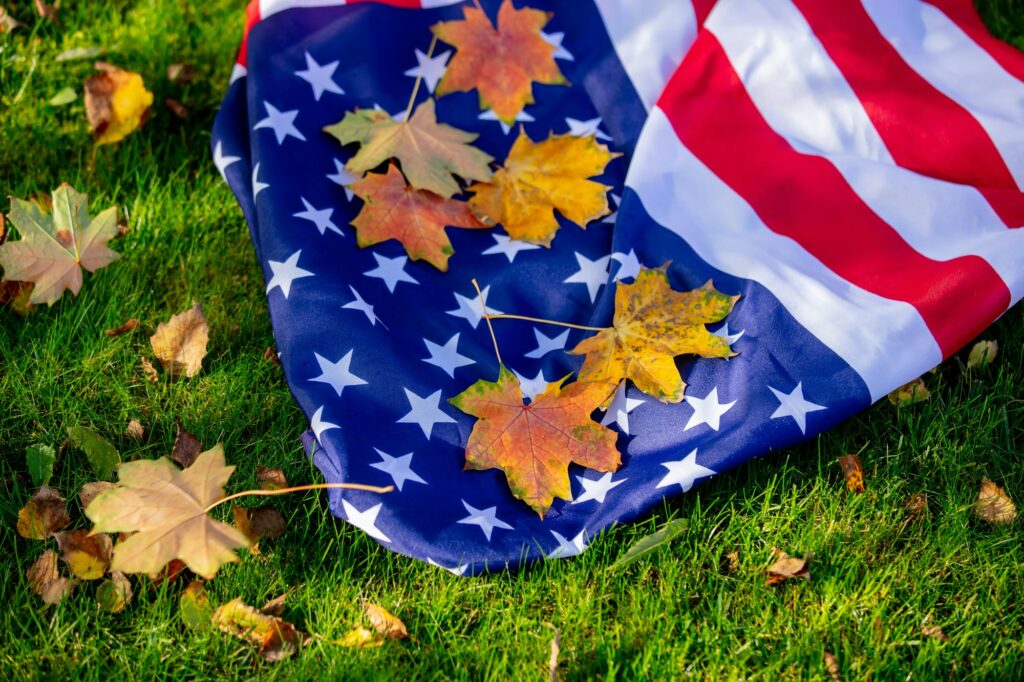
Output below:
[84,64,153,146]
[570,267,737,403]
[468,130,617,246]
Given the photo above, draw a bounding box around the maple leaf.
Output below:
[84,63,153,145]
[0,184,120,306]
[149,303,209,378]
[570,267,737,404]
[450,367,619,517]
[350,164,487,271]
[324,99,493,199]
[468,130,616,246]
[84,445,251,579]
[432,0,566,124]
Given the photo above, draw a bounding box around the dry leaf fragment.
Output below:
[350,164,487,271]
[766,548,810,585]
[27,550,76,605]
[96,572,133,613]
[105,318,139,336]
[78,481,115,510]
[432,0,567,123]
[570,267,737,403]
[140,356,158,383]
[903,492,929,522]
[545,622,560,682]
[166,63,195,84]
[125,419,145,442]
[967,340,998,370]
[180,580,213,630]
[150,558,189,586]
[55,529,112,580]
[149,303,209,378]
[921,622,948,642]
[0,184,121,306]
[212,598,302,662]
[262,347,281,365]
[84,445,251,579]
[233,506,286,542]
[364,602,408,640]
[34,0,57,21]
[324,99,493,199]
[468,130,617,246]
[17,486,70,539]
[171,422,203,468]
[0,6,22,32]
[260,585,299,617]
[85,63,154,145]
[888,377,930,405]
[974,477,1017,525]
[337,626,383,648]
[721,551,740,575]
[823,651,841,682]
[256,466,288,491]
[837,454,865,493]
[164,98,188,119]
[450,367,619,516]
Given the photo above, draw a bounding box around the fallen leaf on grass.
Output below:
[212,597,302,662]
[609,518,689,571]
[26,443,56,488]
[125,419,145,442]
[0,7,21,32]
[974,477,1016,525]
[55,529,112,580]
[720,550,740,575]
[140,356,158,383]
[0,184,121,306]
[766,548,810,585]
[68,425,120,479]
[545,622,560,682]
[34,0,57,22]
[104,318,139,336]
[823,651,841,682]
[837,454,865,493]
[180,580,213,631]
[262,347,281,365]
[27,550,76,605]
[85,63,154,145]
[325,99,493,199]
[233,506,286,542]
[903,492,929,523]
[260,585,299,617]
[96,572,133,613]
[257,466,288,490]
[84,445,251,578]
[450,367,619,516]
[78,481,115,509]
[921,622,948,642]
[150,559,188,585]
[336,626,383,648]
[150,303,209,378]
[166,63,195,84]
[55,46,106,62]
[48,87,78,106]
[967,340,998,370]
[432,0,566,124]
[0,280,34,315]
[468,131,617,246]
[164,98,188,119]
[171,422,203,468]
[17,486,70,539]
[570,267,737,403]
[887,377,930,406]
[364,602,408,640]
[349,163,487,271]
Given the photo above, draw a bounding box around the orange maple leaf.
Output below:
[432,0,567,124]
[450,367,619,517]
[350,164,488,271]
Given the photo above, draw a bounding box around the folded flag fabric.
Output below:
[212,0,1024,575]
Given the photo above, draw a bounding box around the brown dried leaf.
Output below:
[55,529,112,580]
[171,422,203,469]
[260,585,299,617]
[262,347,281,365]
[823,651,841,682]
[0,7,22,32]
[164,98,188,119]
[85,63,153,145]
[974,477,1017,525]
[212,597,302,662]
[149,303,209,378]
[78,481,116,510]
[256,466,288,491]
[364,602,408,640]
[887,377,930,406]
[903,492,929,522]
[125,418,145,442]
[17,486,70,539]
[140,356,158,383]
[151,559,188,586]
[166,63,195,84]
[27,550,76,605]
[766,548,810,586]
[233,506,286,542]
[721,551,740,575]
[837,454,865,493]
[96,571,133,613]
[34,0,57,22]
[105,318,139,336]
[921,623,948,642]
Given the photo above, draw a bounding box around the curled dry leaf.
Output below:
[887,377,930,406]
[84,445,251,579]
[27,550,76,605]
[96,572,133,613]
[837,454,865,493]
[26,443,56,488]
[364,602,408,640]
[260,585,299,617]
[78,481,116,510]
[150,559,189,586]
[105,318,139,336]
[85,63,154,145]
[967,340,998,370]
[921,622,948,642]
[0,184,121,306]
[17,486,70,539]
[262,347,281,365]
[55,529,112,580]
[125,418,145,442]
[233,506,287,542]
[140,356,159,383]
[974,477,1017,525]
[257,466,288,491]
[766,548,810,586]
[164,98,188,119]
[180,580,213,631]
[212,598,302,662]
[68,425,120,480]
[903,492,929,522]
[0,6,22,32]
[721,550,740,575]
[149,303,209,378]
[34,0,58,22]
[468,130,617,246]
[171,422,203,469]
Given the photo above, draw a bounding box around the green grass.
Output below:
[2,1,1023,679]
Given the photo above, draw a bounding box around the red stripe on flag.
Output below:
[925,0,1024,84]
[657,32,1010,358]
[351,0,422,7]
[237,1,262,68]
[792,0,1018,197]
[692,0,716,25]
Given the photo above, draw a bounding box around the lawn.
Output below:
[2,1,1023,679]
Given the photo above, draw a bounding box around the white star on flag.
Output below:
[213,141,240,180]
[524,328,569,359]
[611,249,641,281]
[565,116,611,141]
[564,252,611,302]
[479,108,535,135]
[684,387,736,431]
[364,253,419,292]
[602,192,620,224]
[310,405,340,441]
[513,369,549,402]
[310,350,367,397]
[481,234,540,263]
[457,500,513,541]
[768,382,826,434]
[398,388,455,438]
[714,323,745,345]
[342,286,381,326]
[370,449,426,491]
[265,250,313,299]
[327,159,357,201]
[252,163,269,198]
[253,101,306,144]
[427,558,469,576]
[600,382,645,434]
[341,500,390,543]
[446,285,504,328]
[541,31,574,61]
[656,449,716,492]
[547,530,587,559]
[294,197,342,236]
[403,48,451,93]
[422,333,474,378]
[573,472,626,505]
[295,51,344,100]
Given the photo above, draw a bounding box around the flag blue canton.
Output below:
[212,0,872,575]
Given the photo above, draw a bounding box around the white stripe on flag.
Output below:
[627,108,942,402]
[593,0,698,111]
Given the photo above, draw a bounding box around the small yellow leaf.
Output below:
[55,529,112,580]
[212,598,302,661]
[967,340,998,370]
[149,303,209,378]
[337,626,383,648]
[364,602,408,640]
[974,477,1016,525]
[85,63,153,145]
[837,454,865,493]
[887,377,930,406]
[17,486,70,539]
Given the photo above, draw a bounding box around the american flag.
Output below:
[212,0,1024,575]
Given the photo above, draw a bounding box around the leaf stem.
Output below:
[486,313,606,333]
[472,278,502,366]
[404,34,438,121]
[205,483,393,514]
